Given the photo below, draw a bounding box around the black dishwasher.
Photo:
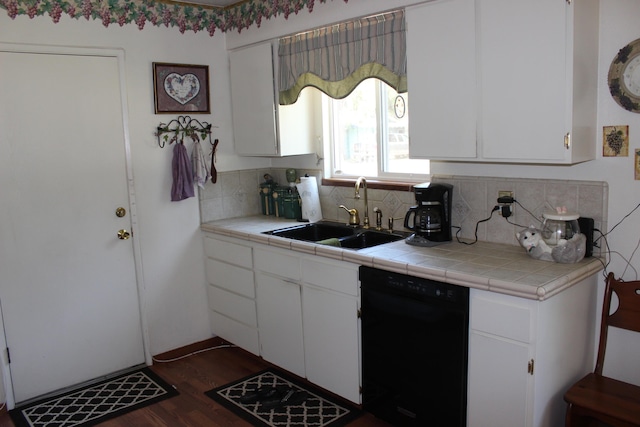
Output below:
[360,266,469,427]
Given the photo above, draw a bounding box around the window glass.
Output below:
[325,79,429,180]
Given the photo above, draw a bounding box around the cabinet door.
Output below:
[277,87,319,156]
[467,332,532,427]
[406,0,477,159]
[302,285,360,403]
[229,42,278,156]
[255,272,305,378]
[478,0,568,161]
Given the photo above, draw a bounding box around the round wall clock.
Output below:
[394,95,406,118]
[608,37,640,113]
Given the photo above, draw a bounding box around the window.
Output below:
[323,79,429,180]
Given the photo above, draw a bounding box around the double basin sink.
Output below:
[263,221,409,250]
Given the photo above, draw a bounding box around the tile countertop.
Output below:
[201,216,604,301]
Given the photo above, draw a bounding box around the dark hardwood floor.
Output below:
[0,338,391,426]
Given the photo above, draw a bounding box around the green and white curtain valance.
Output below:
[278,9,407,105]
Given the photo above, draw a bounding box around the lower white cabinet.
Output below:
[255,270,305,378]
[203,234,259,355]
[301,257,360,403]
[468,326,533,427]
[204,230,597,423]
[467,275,597,427]
[253,245,361,403]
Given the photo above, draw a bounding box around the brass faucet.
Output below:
[355,176,370,229]
[339,205,360,226]
[373,207,383,231]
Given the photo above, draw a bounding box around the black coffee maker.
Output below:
[404,182,453,246]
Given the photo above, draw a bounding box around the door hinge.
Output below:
[528,359,534,375]
[357,308,362,319]
[564,132,571,150]
[6,347,10,364]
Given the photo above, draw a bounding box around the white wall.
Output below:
[0,15,235,369]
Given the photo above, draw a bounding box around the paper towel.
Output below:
[296,176,323,222]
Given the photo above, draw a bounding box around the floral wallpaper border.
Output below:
[1,0,348,36]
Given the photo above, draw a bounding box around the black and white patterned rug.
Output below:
[9,367,178,427]
[205,369,362,427]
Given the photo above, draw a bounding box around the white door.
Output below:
[0,47,145,404]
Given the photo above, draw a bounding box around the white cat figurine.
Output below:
[516,226,586,263]
[516,227,554,261]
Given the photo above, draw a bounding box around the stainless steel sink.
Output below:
[263,221,407,249]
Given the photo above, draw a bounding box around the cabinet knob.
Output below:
[117,229,131,240]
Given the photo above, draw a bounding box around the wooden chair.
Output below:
[564,272,640,427]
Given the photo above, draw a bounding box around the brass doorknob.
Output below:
[115,207,127,217]
[117,229,131,240]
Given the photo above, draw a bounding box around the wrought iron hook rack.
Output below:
[156,115,216,148]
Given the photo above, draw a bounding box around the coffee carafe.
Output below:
[404,183,453,243]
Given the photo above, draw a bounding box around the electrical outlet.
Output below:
[498,191,514,217]
[498,190,514,200]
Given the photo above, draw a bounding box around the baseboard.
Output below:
[152,336,230,363]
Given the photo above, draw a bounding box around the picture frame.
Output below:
[603,125,629,157]
[153,62,210,114]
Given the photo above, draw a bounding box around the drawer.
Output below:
[209,310,259,356]
[470,295,532,343]
[301,257,359,296]
[254,247,301,281]
[207,285,257,327]
[206,258,255,298]
[204,235,252,269]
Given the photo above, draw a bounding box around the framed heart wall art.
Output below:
[153,63,210,114]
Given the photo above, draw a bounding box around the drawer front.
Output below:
[206,258,255,298]
[207,285,257,327]
[301,257,358,296]
[204,235,252,269]
[209,310,259,356]
[471,294,532,343]
[254,247,301,281]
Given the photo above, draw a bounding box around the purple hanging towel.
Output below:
[171,142,195,201]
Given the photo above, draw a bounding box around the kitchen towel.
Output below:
[191,140,211,189]
[296,176,322,222]
[317,238,341,247]
[171,142,195,201]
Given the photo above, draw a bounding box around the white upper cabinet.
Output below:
[478,0,598,163]
[229,41,317,157]
[229,42,277,156]
[407,0,599,164]
[406,0,477,160]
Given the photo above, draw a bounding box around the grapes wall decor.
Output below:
[603,125,629,157]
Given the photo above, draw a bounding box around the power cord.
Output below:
[593,228,611,279]
[453,206,500,245]
[152,343,236,363]
[594,201,640,245]
[499,196,544,227]
[590,201,640,281]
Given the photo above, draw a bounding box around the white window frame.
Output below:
[321,80,429,182]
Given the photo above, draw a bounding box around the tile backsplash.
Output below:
[200,169,608,249]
